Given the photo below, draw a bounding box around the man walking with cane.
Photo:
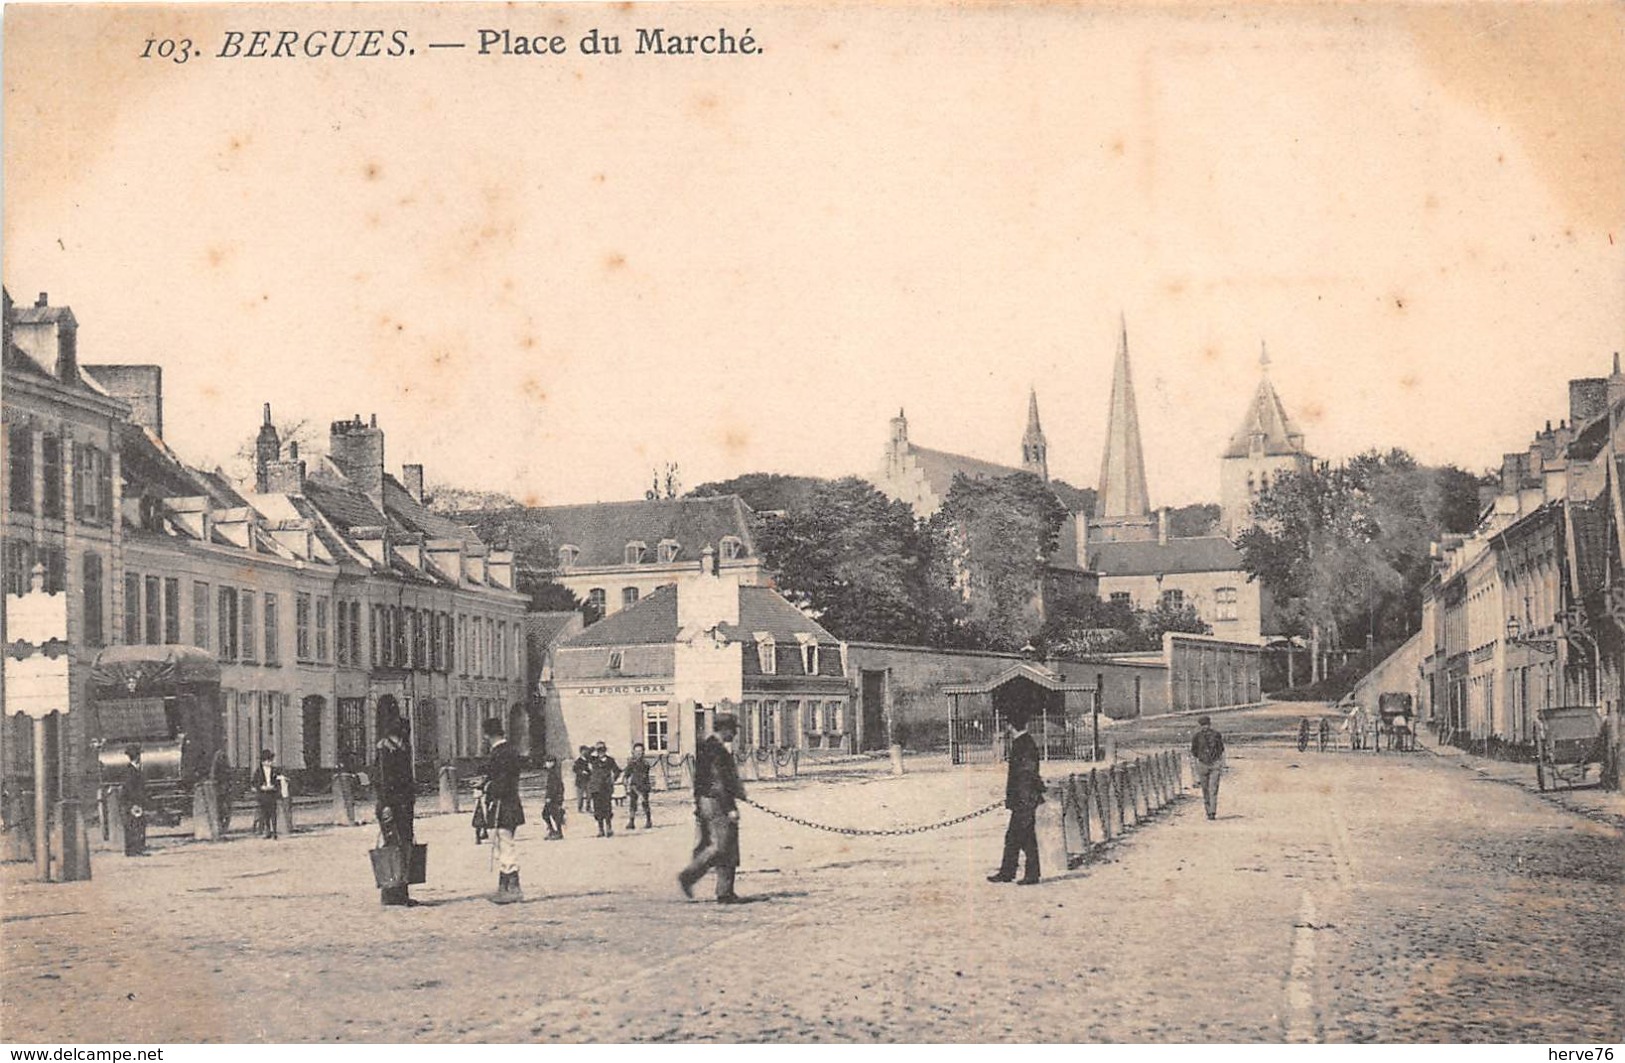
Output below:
[1191,715,1226,820]
[678,714,746,904]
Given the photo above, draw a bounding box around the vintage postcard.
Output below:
[2,0,1622,1047]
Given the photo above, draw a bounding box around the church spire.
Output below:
[1021,386,1048,481]
[1097,316,1151,520]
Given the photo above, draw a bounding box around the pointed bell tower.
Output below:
[1021,387,1049,481]
[1092,315,1156,544]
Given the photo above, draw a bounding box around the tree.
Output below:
[1167,503,1221,538]
[1238,448,1467,683]
[753,477,941,644]
[645,462,681,501]
[928,472,1069,652]
[687,472,826,512]
[1036,592,1210,657]
[454,506,581,618]
[424,484,521,514]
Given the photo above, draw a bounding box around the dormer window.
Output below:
[755,633,776,674]
[797,634,819,675]
[558,544,580,570]
[658,539,681,564]
[625,541,647,565]
[608,650,623,673]
[719,536,743,561]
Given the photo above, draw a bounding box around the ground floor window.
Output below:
[823,700,843,733]
[643,703,670,752]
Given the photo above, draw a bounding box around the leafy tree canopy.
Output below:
[687,473,827,513]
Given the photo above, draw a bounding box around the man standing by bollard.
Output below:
[1191,715,1226,821]
[988,709,1045,885]
[253,749,282,840]
[374,718,417,907]
[480,718,525,904]
[121,745,147,857]
[624,742,653,831]
[678,714,745,904]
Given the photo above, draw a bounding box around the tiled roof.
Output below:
[906,446,1091,517]
[459,496,757,569]
[560,584,837,649]
[525,611,584,647]
[303,466,388,532]
[119,422,213,501]
[383,475,476,543]
[1089,536,1246,576]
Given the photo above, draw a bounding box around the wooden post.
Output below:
[33,718,50,881]
[192,780,221,841]
[52,800,91,881]
[1037,797,1070,876]
[1065,775,1091,852]
[438,764,459,814]
[100,786,125,851]
[332,773,357,826]
[1114,764,1129,831]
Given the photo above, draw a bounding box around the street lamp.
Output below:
[1505,614,1558,656]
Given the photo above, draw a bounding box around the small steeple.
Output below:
[254,403,282,493]
[1021,386,1049,481]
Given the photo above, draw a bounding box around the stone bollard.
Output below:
[439,765,459,814]
[100,786,126,851]
[1036,797,1070,877]
[276,791,295,837]
[51,800,92,881]
[1089,770,1111,841]
[332,773,358,826]
[889,744,905,776]
[192,780,222,841]
[1062,776,1090,853]
[1104,733,1118,763]
[2,788,33,863]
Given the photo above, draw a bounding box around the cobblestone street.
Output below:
[4,705,1621,1043]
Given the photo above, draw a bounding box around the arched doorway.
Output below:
[301,695,326,770]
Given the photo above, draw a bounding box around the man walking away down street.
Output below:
[540,754,566,839]
[481,718,526,903]
[988,709,1045,885]
[573,747,593,813]
[588,741,621,836]
[1191,715,1227,820]
[253,749,283,840]
[121,745,148,857]
[373,718,417,907]
[624,742,654,830]
[678,714,747,904]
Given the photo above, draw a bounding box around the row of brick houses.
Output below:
[1417,356,1624,785]
[2,288,530,811]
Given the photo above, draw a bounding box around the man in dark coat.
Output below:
[988,709,1045,885]
[480,717,526,903]
[624,742,654,830]
[121,745,148,857]
[540,754,566,839]
[1190,715,1227,820]
[252,749,282,840]
[678,714,746,903]
[373,718,417,907]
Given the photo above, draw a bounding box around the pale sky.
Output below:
[5,3,1622,507]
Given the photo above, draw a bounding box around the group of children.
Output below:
[535,741,656,839]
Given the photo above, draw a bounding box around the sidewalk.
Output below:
[1415,727,1625,829]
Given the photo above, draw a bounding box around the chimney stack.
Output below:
[82,365,164,438]
[9,292,80,384]
[1569,378,1608,428]
[402,464,425,504]
[329,413,386,507]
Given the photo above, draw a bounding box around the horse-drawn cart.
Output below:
[1533,705,1606,792]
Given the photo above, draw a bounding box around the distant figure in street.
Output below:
[373,718,417,907]
[624,742,654,830]
[573,746,593,814]
[480,718,525,903]
[679,714,746,903]
[1191,715,1227,820]
[253,749,283,840]
[121,744,148,857]
[988,710,1045,885]
[588,741,621,836]
[540,755,566,840]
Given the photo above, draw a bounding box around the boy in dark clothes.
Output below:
[588,741,621,837]
[541,754,566,839]
[624,742,654,830]
[572,746,592,813]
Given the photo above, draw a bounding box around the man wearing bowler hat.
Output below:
[988,708,1045,885]
[678,713,746,904]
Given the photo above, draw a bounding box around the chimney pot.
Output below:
[369,413,377,428]
[288,442,299,460]
[262,402,272,425]
[35,293,47,308]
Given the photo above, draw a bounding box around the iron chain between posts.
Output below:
[738,797,1006,837]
